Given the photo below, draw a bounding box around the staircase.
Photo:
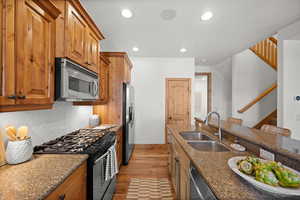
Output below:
[238,37,278,128]
[253,110,277,129]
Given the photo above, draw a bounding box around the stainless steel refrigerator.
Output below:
[122,83,135,165]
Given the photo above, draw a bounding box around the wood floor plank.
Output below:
[113,144,174,200]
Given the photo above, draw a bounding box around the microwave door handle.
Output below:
[92,80,98,97]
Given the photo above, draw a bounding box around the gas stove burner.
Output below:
[34,128,113,154]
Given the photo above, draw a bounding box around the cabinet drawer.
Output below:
[45,162,87,200]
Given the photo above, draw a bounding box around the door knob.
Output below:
[168,116,172,120]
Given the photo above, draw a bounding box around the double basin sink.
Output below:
[180,131,230,152]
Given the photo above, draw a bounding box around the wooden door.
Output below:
[0,0,16,106]
[85,28,99,72]
[65,2,86,65]
[16,0,57,105]
[165,78,191,126]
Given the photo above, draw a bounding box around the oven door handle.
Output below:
[94,149,110,164]
[189,167,205,199]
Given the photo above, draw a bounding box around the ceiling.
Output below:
[82,0,300,65]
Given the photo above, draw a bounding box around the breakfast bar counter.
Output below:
[167,124,299,200]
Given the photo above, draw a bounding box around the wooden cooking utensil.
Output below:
[5,126,17,141]
[17,126,28,140]
[0,130,6,166]
[6,126,17,137]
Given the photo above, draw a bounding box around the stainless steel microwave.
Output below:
[55,58,99,101]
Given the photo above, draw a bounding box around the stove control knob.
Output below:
[59,194,66,200]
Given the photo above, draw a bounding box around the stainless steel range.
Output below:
[34,129,117,200]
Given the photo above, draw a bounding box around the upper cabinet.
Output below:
[84,27,100,72]
[56,0,103,73]
[16,0,59,105]
[0,0,103,112]
[65,1,87,65]
[99,55,110,103]
[0,0,60,112]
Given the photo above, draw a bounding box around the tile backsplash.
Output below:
[0,102,92,146]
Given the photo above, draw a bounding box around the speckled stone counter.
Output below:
[167,124,298,200]
[0,154,88,200]
[200,119,300,162]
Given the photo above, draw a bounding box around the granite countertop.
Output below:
[167,124,298,200]
[0,154,88,200]
[196,118,300,162]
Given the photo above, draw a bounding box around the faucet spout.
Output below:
[204,111,222,142]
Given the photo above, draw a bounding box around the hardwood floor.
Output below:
[113,144,174,200]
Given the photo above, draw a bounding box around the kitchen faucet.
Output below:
[204,111,222,142]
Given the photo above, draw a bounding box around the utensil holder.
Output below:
[5,138,33,165]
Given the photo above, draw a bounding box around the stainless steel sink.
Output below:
[180,131,212,141]
[188,141,230,152]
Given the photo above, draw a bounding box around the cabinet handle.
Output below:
[17,95,26,99]
[7,95,17,99]
[58,194,66,200]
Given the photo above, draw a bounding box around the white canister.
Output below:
[5,138,33,165]
[89,115,100,127]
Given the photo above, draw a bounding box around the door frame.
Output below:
[195,73,212,117]
[165,78,192,143]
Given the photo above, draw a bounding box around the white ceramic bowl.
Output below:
[5,138,33,165]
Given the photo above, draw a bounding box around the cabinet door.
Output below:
[99,59,109,103]
[65,2,86,65]
[45,162,87,200]
[16,0,55,105]
[85,28,99,72]
[0,0,16,106]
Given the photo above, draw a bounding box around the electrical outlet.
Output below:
[260,148,275,161]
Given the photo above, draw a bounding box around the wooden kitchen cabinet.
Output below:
[99,54,110,103]
[45,162,87,200]
[0,0,60,112]
[65,1,87,65]
[168,131,190,200]
[84,27,100,72]
[57,0,104,73]
[93,52,133,125]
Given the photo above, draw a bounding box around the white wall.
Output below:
[232,49,277,127]
[195,58,232,120]
[0,102,92,146]
[279,41,300,140]
[277,20,300,129]
[131,57,195,144]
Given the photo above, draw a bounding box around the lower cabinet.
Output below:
[167,130,190,200]
[45,162,87,200]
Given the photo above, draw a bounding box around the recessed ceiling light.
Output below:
[132,47,139,52]
[121,9,133,18]
[201,11,213,21]
[180,48,187,53]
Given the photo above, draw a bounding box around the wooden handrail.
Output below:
[250,37,277,70]
[238,83,277,113]
[269,37,277,45]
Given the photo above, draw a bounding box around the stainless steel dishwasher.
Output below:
[189,164,218,200]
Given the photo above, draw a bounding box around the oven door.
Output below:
[93,149,115,200]
[56,58,99,101]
